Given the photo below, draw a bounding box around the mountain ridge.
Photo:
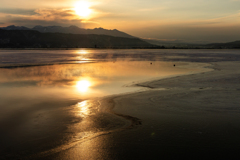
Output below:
[0,29,156,48]
[1,25,135,39]
[1,25,239,49]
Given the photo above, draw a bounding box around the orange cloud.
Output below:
[34,8,77,21]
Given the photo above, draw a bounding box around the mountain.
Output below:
[0,25,30,31]
[1,25,135,39]
[32,25,136,39]
[0,29,156,48]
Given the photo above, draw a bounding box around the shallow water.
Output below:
[0,49,213,158]
[1,49,239,67]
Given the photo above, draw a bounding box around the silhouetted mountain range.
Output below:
[0,25,30,31]
[0,29,156,48]
[0,25,239,49]
[1,25,135,39]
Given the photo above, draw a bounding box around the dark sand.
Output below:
[42,60,240,159]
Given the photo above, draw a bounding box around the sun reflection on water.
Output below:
[77,100,90,117]
[76,57,90,63]
[76,50,89,54]
[75,50,91,63]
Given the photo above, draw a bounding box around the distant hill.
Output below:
[0,29,156,48]
[144,38,240,49]
[1,25,135,39]
[143,39,210,48]
[205,41,240,49]
[143,39,190,48]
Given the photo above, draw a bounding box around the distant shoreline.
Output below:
[1,47,240,50]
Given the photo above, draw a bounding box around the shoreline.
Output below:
[107,61,214,121]
[1,47,240,50]
[111,60,239,118]
[89,62,212,132]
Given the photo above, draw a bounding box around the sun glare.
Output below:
[74,1,92,18]
[76,80,91,92]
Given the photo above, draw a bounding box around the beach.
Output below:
[1,0,240,158]
[38,60,239,160]
[1,49,240,159]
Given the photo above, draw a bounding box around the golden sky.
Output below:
[0,0,240,43]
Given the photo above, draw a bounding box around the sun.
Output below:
[74,1,92,18]
[76,80,91,92]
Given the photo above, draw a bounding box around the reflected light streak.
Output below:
[76,80,91,92]
[77,50,89,54]
[76,50,90,63]
[76,56,90,62]
[77,100,90,117]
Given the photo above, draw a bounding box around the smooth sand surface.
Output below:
[42,61,240,160]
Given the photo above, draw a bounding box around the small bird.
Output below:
[150,62,152,65]
[173,64,175,67]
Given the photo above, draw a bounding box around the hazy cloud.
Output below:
[128,24,240,43]
[33,8,77,21]
[90,12,130,21]
[0,8,86,27]
[187,11,240,27]
[0,8,35,15]
[0,0,74,9]
[7,18,80,27]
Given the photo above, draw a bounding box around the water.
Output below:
[0,49,214,159]
[1,49,239,67]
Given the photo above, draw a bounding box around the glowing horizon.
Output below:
[0,0,240,43]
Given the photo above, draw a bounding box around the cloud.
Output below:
[0,8,87,27]
[0,6,102,28]
[7,18,81,27]
[90,12,130,21]
[0,8,35,15]
[128,23,240,43]
[185,11,240,27]
[34,8,75,19]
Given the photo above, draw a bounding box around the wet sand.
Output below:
[1,50,240,159]
[41,60,240,159]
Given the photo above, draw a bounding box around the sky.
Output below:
[0,0,240,43]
